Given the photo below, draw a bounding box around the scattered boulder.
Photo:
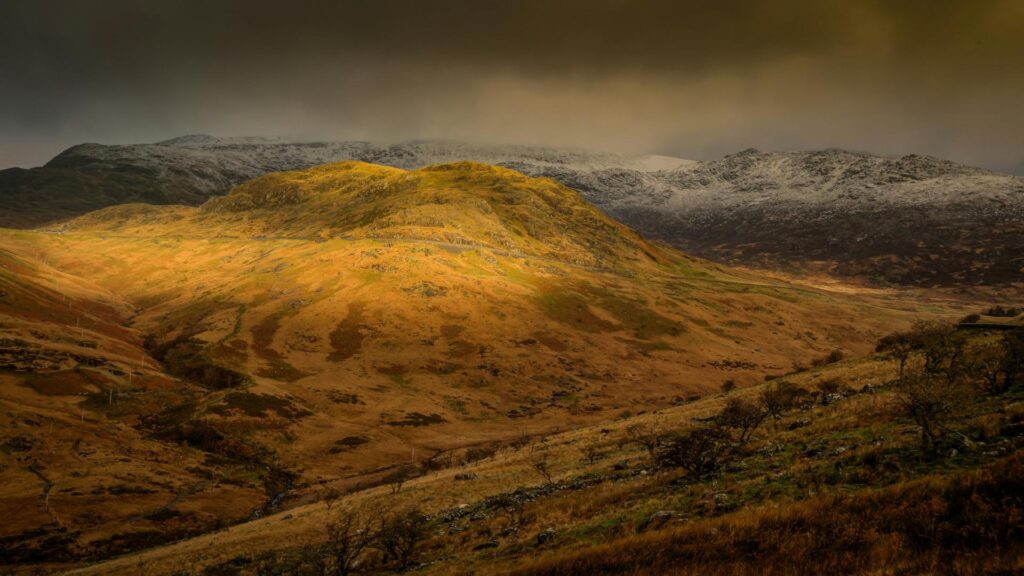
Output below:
[473,539,499,551]
[787,419,811,431]
[636,510,675,532]
[447,523,468,535]
[535,528,557,545]
[696,492,734,516]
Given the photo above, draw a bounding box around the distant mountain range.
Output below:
[2,136,1021,286]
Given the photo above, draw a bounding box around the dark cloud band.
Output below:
[1,0,1021,172]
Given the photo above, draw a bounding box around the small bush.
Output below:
[623,422,661,458]
[984,305,1022,317]
[811,349,844,368]
[760,381,811,419]
[713,398,768,444]
[465,443,499,463]
[654,426,733,480]
[383,466,417,494]
[815,379,845,405]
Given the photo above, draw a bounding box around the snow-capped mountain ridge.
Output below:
[3,137,1022,285]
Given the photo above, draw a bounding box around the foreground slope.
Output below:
[0,161,964,571]
[66,322,1024,575]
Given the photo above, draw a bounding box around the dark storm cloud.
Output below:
[1,0,1022,171]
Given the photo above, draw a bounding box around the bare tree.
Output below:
[464,443,499,464]
[759,381,809,420]
[580,444,603,464]
[970,342,1011,395]
[913,321,968,378]
[1003,328,1024,390]
[322,505,382,576]
[623,421,661,458]
[714,398,768,444]
[383,466,415,495]
[876,331,916,380]
[530,453,554,485]
[423,450,454,472]
[491,492,531,531]
[895,368,968,451]
[654,426,733,480]
[320,487,342,513]
[375,507,428,570]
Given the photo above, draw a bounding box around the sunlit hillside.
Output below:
[0,161,982,571]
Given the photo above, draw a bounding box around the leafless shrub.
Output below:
[760,381,810,420]
[509,432,532,451]
[811,349,844,368]
[422,450,454,472]
[714,398,768,444]
[623,421,661,458]
[895,368,970,450]
[654,426,733,480]
[969,342,1011,395]
[1006,329,1024,389]
[320,487,342,512]
[465,443,499,464]
[491,493,533,530]
[531,453,554,485]
[321,505,382,576]
[580,444,603,464]
[383,465,415,495]
[876,331,916,380]
[374,507,428,570]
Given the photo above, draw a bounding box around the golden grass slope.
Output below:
[0,161,979,571]
[0,245,265,569]
[65,161,669,270]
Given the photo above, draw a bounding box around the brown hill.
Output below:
[0,161,963,570]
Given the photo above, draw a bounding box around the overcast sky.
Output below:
[1,0,1022,173]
